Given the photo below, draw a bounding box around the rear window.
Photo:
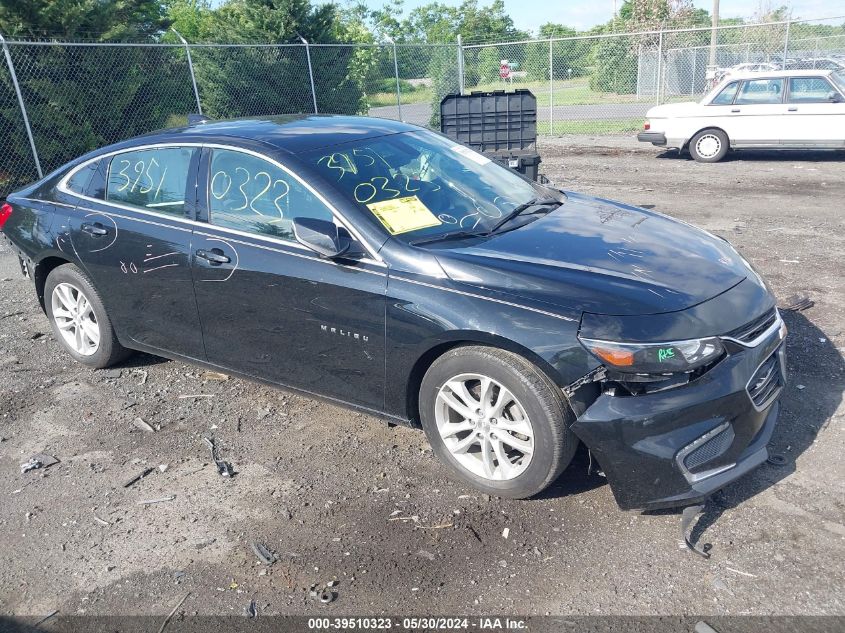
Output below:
[105,147,196,216]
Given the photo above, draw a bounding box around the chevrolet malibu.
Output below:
[0,116,787,510]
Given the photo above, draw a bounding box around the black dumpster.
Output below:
[439,89,541,181]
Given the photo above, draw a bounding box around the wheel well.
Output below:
[685,126,729,151]
[34,256,71,312]
[404,340,563,427]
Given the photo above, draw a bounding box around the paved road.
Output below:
[369,101,652,126]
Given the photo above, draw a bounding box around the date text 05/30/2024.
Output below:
[307,617,528,630]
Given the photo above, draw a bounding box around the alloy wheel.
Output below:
[434,373,534,481]
[51,282,100,356]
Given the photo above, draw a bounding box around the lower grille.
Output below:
[683,425,735,471]
[747,347,784,410]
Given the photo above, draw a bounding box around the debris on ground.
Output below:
[158,592,190,633]
[179,394,215,399]
[245,599,258,619]
[20,454,60,474]
[32,610,59,628]
[251,542,276,565]
[123,467,155,488]
[310,581,339,604]
[137,495,175,505]
[132,369,148,385]
[767,454,787,466]
[416,550,435,561]
[132,417,156,433]
[204,436,235,478]
[202,371,230,381]
[779,293,813,312]
[502,527,510,539]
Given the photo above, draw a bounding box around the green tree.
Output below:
[0,1,181,196]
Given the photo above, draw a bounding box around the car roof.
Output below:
[133,115,420,154]
[725,68,834,80]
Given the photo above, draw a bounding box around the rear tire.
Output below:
[689,128,729,163]
[419,346,578,499]
[44,263,130,369]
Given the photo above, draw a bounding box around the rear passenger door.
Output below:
[66,146,206,360]
[782,76,845,146]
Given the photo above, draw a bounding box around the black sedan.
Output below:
[0,116,786,510]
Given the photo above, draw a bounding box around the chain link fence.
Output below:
[1,17,843,197]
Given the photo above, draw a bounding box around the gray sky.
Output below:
[337,0,841,34]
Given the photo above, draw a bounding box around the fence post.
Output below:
[782,20,791,63]
[390,39,402,121]
[691,49,696,95]
[548,36,553,135]
[457,35,464,95]
[0,33,42,179]
[171,29,202,115]
[656,30,663,106]
[298,34,318,114]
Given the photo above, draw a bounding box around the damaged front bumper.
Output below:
[571,313,787,511]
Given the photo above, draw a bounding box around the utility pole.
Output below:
[708,0,720,69]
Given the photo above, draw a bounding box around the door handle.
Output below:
[196,248,230,265]
[788,107,798,112]
[81,222,108,236]
[731,108,741,113]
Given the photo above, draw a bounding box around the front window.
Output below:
[106,147,196,216]
[307,130,553,241]
[735,78,784,104]
[208,149,334,241]
[788,77,837,103]
[710,81,739,105]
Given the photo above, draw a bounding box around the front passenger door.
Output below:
[729,78,786,145]
[782,76,845,146]
[191,147,387,410]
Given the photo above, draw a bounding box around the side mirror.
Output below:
[829,91,844,103]
[292,217,350,258]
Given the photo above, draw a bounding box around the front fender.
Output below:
[384,273,600,421]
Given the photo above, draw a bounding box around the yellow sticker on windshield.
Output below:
[367,195,442,235]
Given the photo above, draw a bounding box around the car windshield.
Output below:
[831,70,845,93]
[306,130,559,242]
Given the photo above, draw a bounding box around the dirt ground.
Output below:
[1,138,843,621]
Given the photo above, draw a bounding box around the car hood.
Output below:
[433,192,750,317]
[647,101,702,118]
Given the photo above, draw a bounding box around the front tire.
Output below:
[689,128,729,163]
[419,346,578,499]
[44,263,130,369]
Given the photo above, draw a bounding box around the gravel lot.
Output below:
[1,138,843,621]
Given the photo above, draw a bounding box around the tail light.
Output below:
[0,203,12,230]
[643,120,651,130]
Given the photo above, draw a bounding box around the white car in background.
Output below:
[638,69,845,162]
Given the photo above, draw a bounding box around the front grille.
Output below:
[683,425,735,471]
[726,308,778,344]
[747,348,784,410]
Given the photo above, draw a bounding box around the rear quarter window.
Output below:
[710,81,739,105]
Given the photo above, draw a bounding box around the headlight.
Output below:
[578,336,724,375]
